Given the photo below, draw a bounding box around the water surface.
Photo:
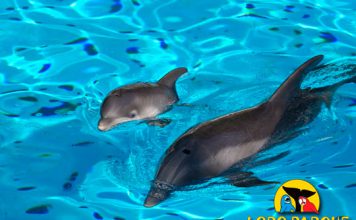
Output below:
[0,0,355,219]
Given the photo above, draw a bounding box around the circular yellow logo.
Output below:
[274,179,320,214]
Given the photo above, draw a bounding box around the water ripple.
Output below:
[0,0,355,219]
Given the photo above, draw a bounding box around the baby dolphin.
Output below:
[144,55,356,207]
[98,67,187,131]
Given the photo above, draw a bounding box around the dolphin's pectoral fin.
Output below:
[249,151,290,168]
[231,176,278,187]
[176,103,193,107]
[146,118,172,127]
[268,129,306,148]
[226,172,278,187]
[225,171,253,180]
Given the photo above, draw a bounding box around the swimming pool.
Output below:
[0,0,355,219]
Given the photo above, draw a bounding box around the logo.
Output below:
[248,179,350,220]
[274,179,320,214]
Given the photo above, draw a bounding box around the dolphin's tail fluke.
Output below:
[319,74,356,92]
[158,67,187,90]
[309,73,356,108]
[266,55,324,119]
[282,186,316,212]
[337,74,356,87]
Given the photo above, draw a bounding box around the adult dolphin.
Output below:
[144,55,355,207]
[98,67,187,131]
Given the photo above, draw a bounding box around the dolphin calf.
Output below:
[144,55,356,207]
[98,67,187,131]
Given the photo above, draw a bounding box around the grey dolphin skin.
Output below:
[144,55,356,207]
[98,67,187,131]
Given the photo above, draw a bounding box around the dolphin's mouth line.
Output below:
[98,124,115,131]
[144,181,175,207]
[147,180,175,201]
[153,180,175,191]
[98,119,131,131]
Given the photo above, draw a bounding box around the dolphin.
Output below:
[98,67,187,131]
[144,55,355,207]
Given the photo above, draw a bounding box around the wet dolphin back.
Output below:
[267,55,324,119]
[158,67,187,90]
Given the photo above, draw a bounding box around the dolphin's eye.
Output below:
[284,197,290,203]
[129,110,137,118]
[182,149,191,155]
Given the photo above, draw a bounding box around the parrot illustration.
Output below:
[280,194,295,213]
[283,186,316,212]
[299,196,319,214]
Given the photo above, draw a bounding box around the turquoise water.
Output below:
[0,0,356,219]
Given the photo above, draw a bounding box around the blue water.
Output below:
[0,0,355,219]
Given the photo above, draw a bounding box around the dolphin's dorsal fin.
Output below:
[267,55,324,115]
[158,67,187,89]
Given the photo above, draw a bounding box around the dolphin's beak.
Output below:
[98,124,108,131]
[98,118,133,131]
[98,119,114,131]
[144,195,161,208]
[144,186,171,208]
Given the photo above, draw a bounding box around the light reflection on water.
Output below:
[0,0,355,219]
